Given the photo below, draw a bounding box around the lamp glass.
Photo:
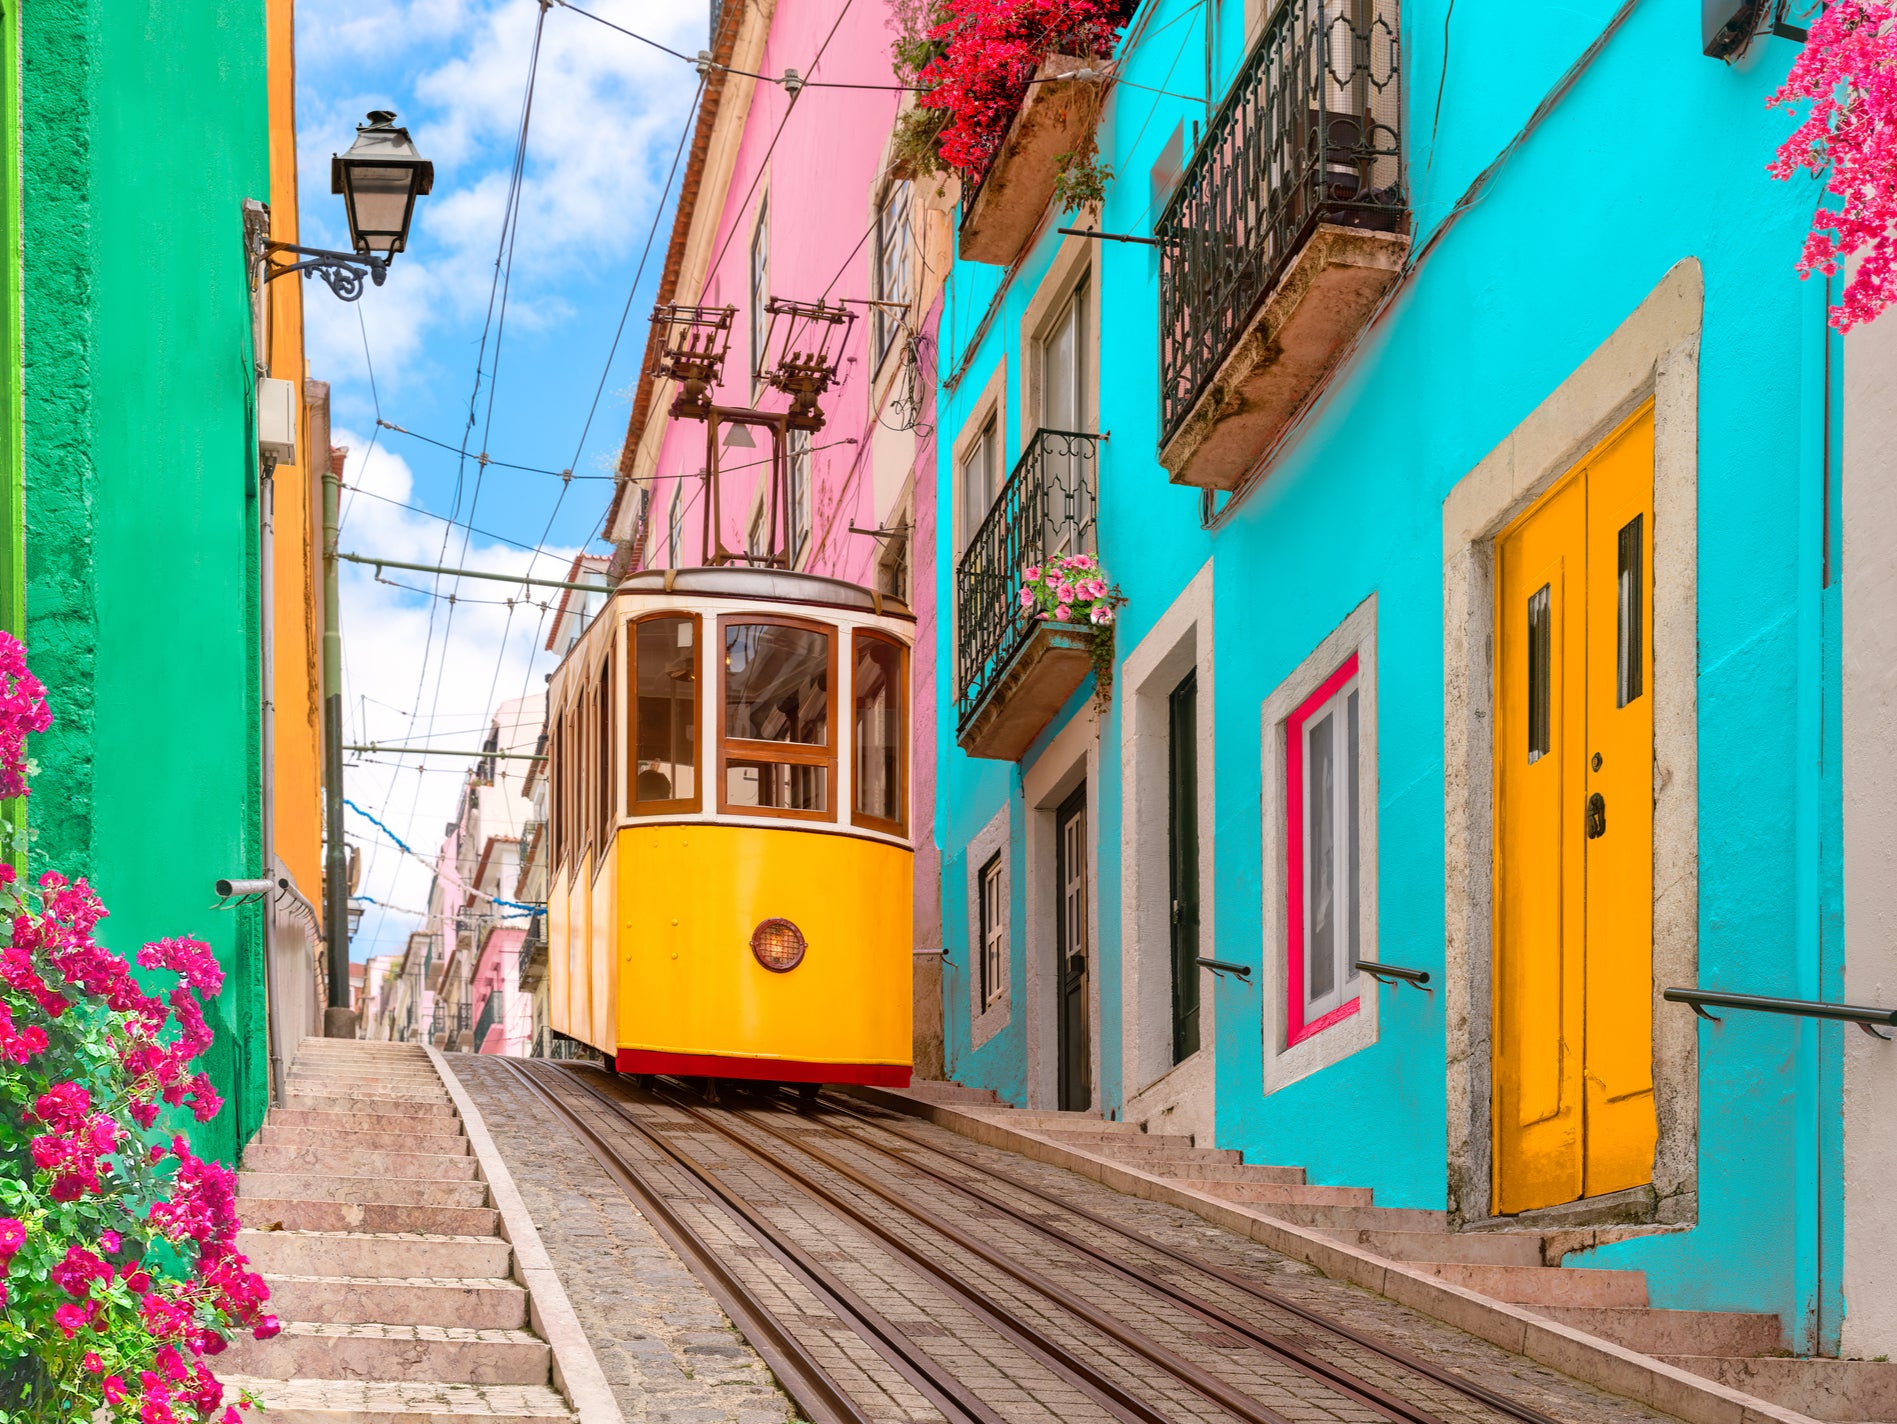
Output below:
[722,423,757,449]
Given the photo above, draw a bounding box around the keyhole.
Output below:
[1591,752,1603,772]
[1585,792,1607,839]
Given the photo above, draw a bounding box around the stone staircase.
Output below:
[899,1084,1895,1423]
[218,1040,573,1424]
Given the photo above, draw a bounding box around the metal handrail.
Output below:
[1664,987,1897,1040]
[1196,956,1253,981]
[955,428,1100,733]
[1156,0,1406,445]
[1355,960,1430,990]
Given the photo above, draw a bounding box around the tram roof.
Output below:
[614,566,915,621]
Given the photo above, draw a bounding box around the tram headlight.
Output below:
[750,918,807,973]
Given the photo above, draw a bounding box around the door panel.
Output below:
[1493,403,1657,1215]
[1169,671,1201,1063]
[1581,412,1658,1196]
[1056,786,1092,1112]
[1495,472,1587,1213]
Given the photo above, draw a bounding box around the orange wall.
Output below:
[266,0,324,907]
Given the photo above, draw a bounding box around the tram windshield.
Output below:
[723,621,834,815]
[853,634,903,830]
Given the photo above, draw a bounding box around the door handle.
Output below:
[1585,792,1606,839]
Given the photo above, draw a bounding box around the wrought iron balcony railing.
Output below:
[1156,0,1404,445]
[956,429,1099,732]
[472,990,501,1051]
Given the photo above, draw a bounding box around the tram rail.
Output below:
[504,1058,1574,1424]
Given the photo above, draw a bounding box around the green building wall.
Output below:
[13,0,273,1162]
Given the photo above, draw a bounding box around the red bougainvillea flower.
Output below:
[1771,1,1897,328]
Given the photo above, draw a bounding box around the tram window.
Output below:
[724,623,829,745]
[631,616,698,810]
[852,633,906,833]
[726,758,829,813]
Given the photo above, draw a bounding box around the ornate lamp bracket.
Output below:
[261,241,389,303]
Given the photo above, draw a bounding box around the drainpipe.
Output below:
[258,465,285,1103]
[322,447,354,1035]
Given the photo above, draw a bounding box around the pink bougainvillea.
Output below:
[915,0,1134,184]
[1770,1,1897,329]
[0,629,270,1422]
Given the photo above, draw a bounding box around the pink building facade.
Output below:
[606,0,952,1072]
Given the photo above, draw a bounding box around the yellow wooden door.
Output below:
[1493,405,1658,1215]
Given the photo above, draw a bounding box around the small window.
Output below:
[596,653,615,848]
[979,853,1005,1007]
[1527,583,1551,762]
[959,414,1000,551]
[788,430,812,568]
[852,633,906,834]
[1286,656,1362,1043]
[746,498,768,562]
[749,198,770,389]
[668,484,684,567]
[1617,515,1644,708]
[720,618,836,821]
[872,181,913,369]
[629,615,698,812]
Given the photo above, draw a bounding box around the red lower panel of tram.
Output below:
[615,1048,912,1087]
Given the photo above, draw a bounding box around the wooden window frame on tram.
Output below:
[850,628,909,840]
[626,610,704,818]
[716,612,840,825]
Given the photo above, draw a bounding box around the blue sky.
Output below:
[295,0,708,962]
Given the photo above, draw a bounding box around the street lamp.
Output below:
[260,111,433,301]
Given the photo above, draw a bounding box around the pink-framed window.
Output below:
[1284,653,1363,1046]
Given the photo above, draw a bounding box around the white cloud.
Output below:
[331,431,579,961]
[299,0,706,408]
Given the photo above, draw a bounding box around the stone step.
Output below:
[217,1322,548,1385]
[258,1125,471,1156]
[286,1081,451,1104]
[1528,1305,1786,1357]
[1248,1200,1451,1232]
[244,1144,481,1181]
[241,1197,501,1238]
[238,1230,511,1280]
[285,1093,456,1118]
[1659,1357,1897,1422]
[269,1108,465,1136]
[1412,1261,1647,1308]
[1180,1180,1374,1206]
[293,1045,432,1061]
[239,1173,491,1210]
[1318,1227,1547,1267]
[1036,1129,1197,1148]
[218,1377,574,1424]
[902,1081,1003,1105]
[1139,1161,1310,1184]
[1052,1139,1242,1163]
[263,1275,528,1330]
[968,1109,1128,1129]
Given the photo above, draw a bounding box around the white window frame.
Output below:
[1261,596,1380,1095]
[871,180,913,371]
[788,428,812,567]
[959,413,999,553]
[964,801,1012,1048]
[979,852,1005,1008]
[749,196,770,393]
[667,484,684,567]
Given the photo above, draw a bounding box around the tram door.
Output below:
[1056,785,1092,1112]
[1493,405,1657,1215]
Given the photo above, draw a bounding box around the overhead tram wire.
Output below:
[554,0,918,90]
[378,0,552,881]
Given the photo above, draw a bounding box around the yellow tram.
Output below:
[543,565,914,1086]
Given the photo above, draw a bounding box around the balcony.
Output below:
[518,917,548,992]
[959,55,1100,266]
[1156,0,1407,490]
[956,429,1099,760]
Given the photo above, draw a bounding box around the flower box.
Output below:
[958,54,1097,265]
[957,620,1096,760]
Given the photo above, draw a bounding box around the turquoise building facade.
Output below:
[932,1,1854,1354]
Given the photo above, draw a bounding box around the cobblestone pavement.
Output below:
[455,1058,1690,1424]
[449,1057,796,1424]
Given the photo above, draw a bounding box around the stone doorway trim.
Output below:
[1441,258,1702,1227]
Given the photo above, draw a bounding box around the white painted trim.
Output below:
[1840,275,1897,1358]
[1119,558,1218,1143]
[1441,257,1702,1225]
[1022,705,1100,1111]
[431,1050,625,1424]
[965,801,1014,1050]
[1261,596,1380,1095]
